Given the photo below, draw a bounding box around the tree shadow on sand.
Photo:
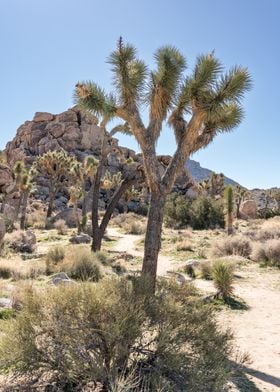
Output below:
[231,361,280,391]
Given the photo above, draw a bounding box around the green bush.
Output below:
[67,248,102,281]
[164,194,224,230]
[0,278,233,391]
[212,260,235,299]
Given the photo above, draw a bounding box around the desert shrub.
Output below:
[212,260,235,299]
[66,248,102,281]
[251,239,280,267]
[190,196,225,230]
[46,245,65,264]
[0,260,46,281]
[0,278,233,391]
[112,213,146,235]
[125,221,146,235]
[164,194,193,228]
[184,263,196,278]
[0,263,13,279]
[200,261,213,280]
[54,219,68,235]
[95,251,112,266]
[26,210,46,229]
[5,230,36,253]
[176,239,193,252]
[196,246,207,259]
[212,236,252,258]
[0,308,15,320]
[112,261,127,275]
[46,245,65,275]
[164,194,224,230]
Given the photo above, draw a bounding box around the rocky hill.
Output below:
[185,159,239,186]
[1,107,280,218]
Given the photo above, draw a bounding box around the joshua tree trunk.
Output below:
[47,188,55,219]
[227,212,233,235]
[91,159,106,252]
[92,176,138,251]
[142,191,166,290]
[92,173,138,251]
[74,203,81,234]
[16,192,24,220]
[81,183,94,232]
[20,192,29,230]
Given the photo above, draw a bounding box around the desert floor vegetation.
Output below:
[0,217,279,391]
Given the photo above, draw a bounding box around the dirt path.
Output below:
[195,267,280,392]
[108,227,280,392]
[107,227,177,276]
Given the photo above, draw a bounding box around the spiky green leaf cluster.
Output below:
[108,39,147,108]
[148,46,186,122]
[101,170,122,189]
[74,82,116,120]
[74,39,251,143]
[13,161,33,193]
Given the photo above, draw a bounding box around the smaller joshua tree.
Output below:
[234,184,248,218]
[13,161,34,230]
[224,185,234,235]
[198,172,225,197]
[32,150,79,222]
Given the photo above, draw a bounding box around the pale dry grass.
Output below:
[0,258,46,280]
[112,213,146,235]
[251,239,280,267]
[211,235,252,258]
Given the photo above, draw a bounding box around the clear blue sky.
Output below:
[0,0,279,189]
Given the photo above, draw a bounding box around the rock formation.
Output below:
[2,108,193,215]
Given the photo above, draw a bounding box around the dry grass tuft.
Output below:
[176,240,193,252]
[54,219,68,235]
[251,239,280,267]
[212,236,252,258]
[112,213,146,235]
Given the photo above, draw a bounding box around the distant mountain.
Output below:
[185,159,239,186]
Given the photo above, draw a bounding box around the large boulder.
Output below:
[5,108,102,165]
[240,200,257,219]
[49,272,75,286]
[69,233,91,244]
[0,164,14,194]
[52,208,81,228]
[0,204,17,220]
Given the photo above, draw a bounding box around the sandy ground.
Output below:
[108,227,280,392]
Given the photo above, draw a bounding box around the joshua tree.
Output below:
[74,38,251,290]
[198,173,225,197]
[235,184,248,218]
[81,156,99,231]
[32,150,79,221]
[13,161,34,230]
[69,185,83,234]
[224,185,234,235]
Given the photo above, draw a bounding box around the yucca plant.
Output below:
[74,38,251,291]
[212,260,234,300]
